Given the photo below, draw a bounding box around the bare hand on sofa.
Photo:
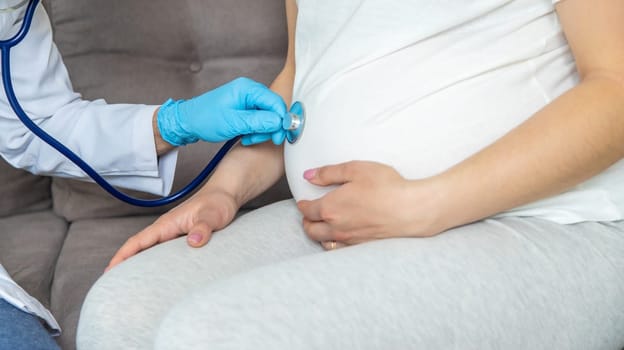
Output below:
[106,187,239,271]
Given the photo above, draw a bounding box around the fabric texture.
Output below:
[0,158,51,218]
[0,299,60,350]
[0,265,60,337]
[285,0,624,224]
[0,211,66,323]
[78,200,624,350]
[50,216,160,350]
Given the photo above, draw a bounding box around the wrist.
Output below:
[152,108,176,155]
[404,176,455,237]
[420,169,496,236]
[157,98,198,147]
[189,185,240,230]
[207,142,284,208]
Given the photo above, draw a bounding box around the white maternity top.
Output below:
[285,0,624,224]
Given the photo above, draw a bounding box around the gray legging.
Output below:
[77,200,624,350]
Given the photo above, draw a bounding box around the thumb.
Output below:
[271,129,286,145]
[304,162,357,186]
[241,133,272,146]
[243,80,288,116]
[186,222,214,248]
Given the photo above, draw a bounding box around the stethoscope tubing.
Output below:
[0,0,238,207]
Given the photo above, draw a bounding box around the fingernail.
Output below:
[303,168,317,180]
[188,233,202,244]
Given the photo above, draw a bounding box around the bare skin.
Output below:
[152,108,176,156]
[108,0,624,269]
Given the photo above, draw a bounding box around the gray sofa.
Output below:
[0,0,290,349]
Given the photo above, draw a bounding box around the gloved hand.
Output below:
[157,77,287,146]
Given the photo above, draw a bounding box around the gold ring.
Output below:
[327,240,337,250]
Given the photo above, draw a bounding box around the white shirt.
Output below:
[0,1,178,333]
[285,0,624,224]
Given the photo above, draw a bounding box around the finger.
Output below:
[105,220,179,271]
[302,218,335,242]
[304,162,357,186]
[106,238,144,271]
[243,79,287,116]
[241,133,272,146]
[230,110,283,135]
[106,229,160,271]
[297,199,324,222]
[320,240,347,251]
[186,221,214,248]
[271,129,286,145]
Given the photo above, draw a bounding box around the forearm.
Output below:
[195,68,295,208]
[200,142,283,208]
[429,76,624,232]
[192,0,297,209]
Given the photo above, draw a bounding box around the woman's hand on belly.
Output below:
[297,160,446,249]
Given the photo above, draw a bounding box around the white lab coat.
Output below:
[0,0,177,334]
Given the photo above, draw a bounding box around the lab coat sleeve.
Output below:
[0,4,177,196]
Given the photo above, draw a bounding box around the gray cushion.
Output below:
[0,210,67,308]
[50,215,159,350]
[47,0,290,221]
[0,159,51,218]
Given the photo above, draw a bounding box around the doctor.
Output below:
[0,1,287,349]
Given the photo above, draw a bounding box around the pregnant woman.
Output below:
[78,0,624,349]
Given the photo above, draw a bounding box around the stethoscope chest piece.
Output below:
[284,101,305,144]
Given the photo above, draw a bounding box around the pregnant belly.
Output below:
[285,68,549,201]
[284,101,386,201]
[284,100,470,200]
[284,92,512,202]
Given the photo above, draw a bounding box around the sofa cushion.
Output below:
[0,210,67,308]
[0,159,52,218]
[46,0,290,221]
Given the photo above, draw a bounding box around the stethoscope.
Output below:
[0,0,305,207]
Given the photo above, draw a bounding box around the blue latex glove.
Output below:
[157,77,287,146]
[240,128,286,146]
